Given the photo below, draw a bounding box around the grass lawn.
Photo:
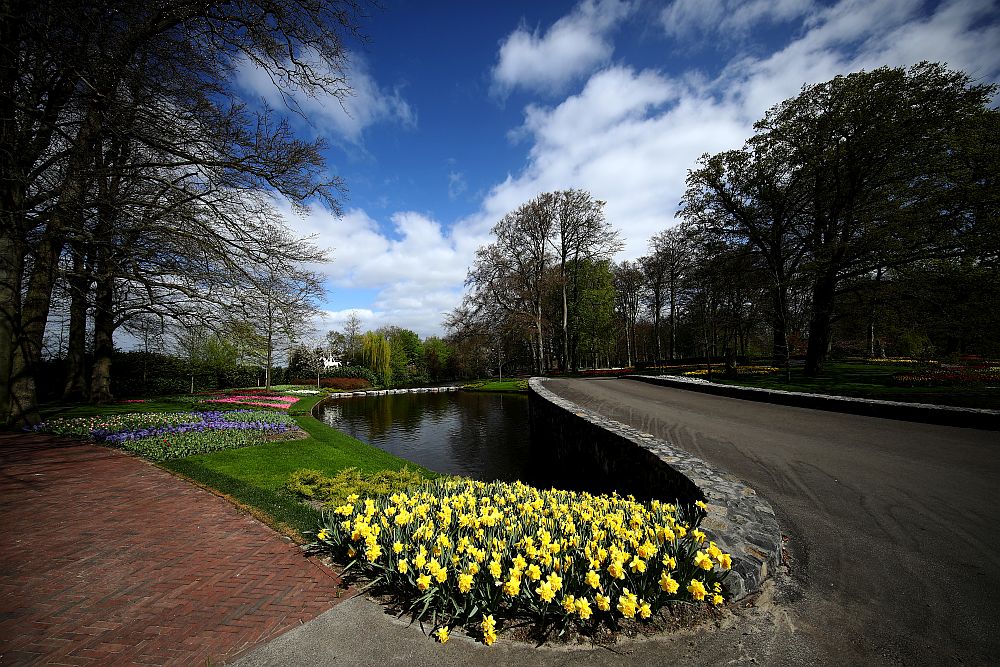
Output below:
[161,393,435,540]
[36,392,436,541]
[463,378,529,392]
[651,361,1000,410]
[38,396,197,419]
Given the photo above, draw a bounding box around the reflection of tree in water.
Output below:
[447,393,531,482]
[318,392,530,481]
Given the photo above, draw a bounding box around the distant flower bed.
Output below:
[30,410,300,460]
[682,366,779,377]
[865,358,940,366]
[892,366,1000,388]
[314,478,730,647]
[577,368,634,377]
[202,393,300,410]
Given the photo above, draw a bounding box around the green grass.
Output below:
[659,361,1000,410]
[160,392,437,540]
[463,378,529,392]
[38,396,198,420]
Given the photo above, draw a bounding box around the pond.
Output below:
[317,390,535,482]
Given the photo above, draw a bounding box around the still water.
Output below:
[317,391,532,481]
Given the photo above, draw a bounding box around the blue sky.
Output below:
[234,0,1000,339]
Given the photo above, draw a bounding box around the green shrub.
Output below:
[284,466,426,508]
[323,365,379,384]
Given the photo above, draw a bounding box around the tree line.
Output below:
[447,63,999,376]
[2,0,367,425]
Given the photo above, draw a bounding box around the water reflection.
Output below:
[317,391,533,482]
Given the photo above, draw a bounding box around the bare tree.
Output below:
[1,0,365,424]
[612,260,643,367]
[548,189,622,371]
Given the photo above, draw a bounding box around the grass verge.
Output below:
[648,361,1000,410]
[463,378,529,392]
[160,393,436,541]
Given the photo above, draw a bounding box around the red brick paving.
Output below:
[0,433,345,665]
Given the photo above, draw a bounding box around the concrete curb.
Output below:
[627,374,1000,431]
[530,378,781,601]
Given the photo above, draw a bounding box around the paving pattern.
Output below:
[0,433,343,666]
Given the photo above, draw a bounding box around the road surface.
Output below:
[543,377,1000,665]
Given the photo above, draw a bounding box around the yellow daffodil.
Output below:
[687,579,707,601]
[575,597,593,620]
[617,589,638,618]
[659,571,679,594]
[435,626,449,643]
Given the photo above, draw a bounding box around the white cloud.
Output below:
[660,0,816,39]
[490,0,634,97]
[448,171,467,200]
[236,53,415,143]
[277,0,1000,337]
[272,199,490,337]
[481,0,1000,263]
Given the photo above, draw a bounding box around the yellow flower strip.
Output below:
[315,478,731,646]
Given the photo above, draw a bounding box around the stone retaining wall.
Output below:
[529,378,781,600]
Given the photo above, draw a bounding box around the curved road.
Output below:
[544,378,1000,665]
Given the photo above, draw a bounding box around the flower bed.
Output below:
[892,366,1000,388]
[682,366,779,377]
[201,393,300,410]
[31,410,300,460]
[313,478,731,646]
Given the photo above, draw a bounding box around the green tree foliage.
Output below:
[682,63,998,374]
[362,332,392,386]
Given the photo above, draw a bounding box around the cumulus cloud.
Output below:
[271,198,490,337]
[481,0,1000,261]
[660,0,816,40]
[276,0,1000,336]
[448,171,468,200]
[236,52,415,143]
[490,0,634,97]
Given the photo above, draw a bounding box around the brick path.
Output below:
[0,433,344,665]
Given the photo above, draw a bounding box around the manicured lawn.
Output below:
[39,396,197,419]
[661,361,1000,410]
[161,393,435,540]
[34,392,436,541]
[463,378,529,392]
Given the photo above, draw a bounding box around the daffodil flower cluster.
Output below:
[314,478,731,646]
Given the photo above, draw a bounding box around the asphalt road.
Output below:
[543,377,1000,665]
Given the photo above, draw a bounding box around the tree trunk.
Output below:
[6,102,101,424]
[265,329,273,389]
[804,273,838,376]
[89,269,114,403]
[63,245,90,400]
[770,284,790,365]
[561,263,569,372]
[0,232,24,424]
[668,280,677,361]
[535,301,544,375]
[9,220,69,425]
